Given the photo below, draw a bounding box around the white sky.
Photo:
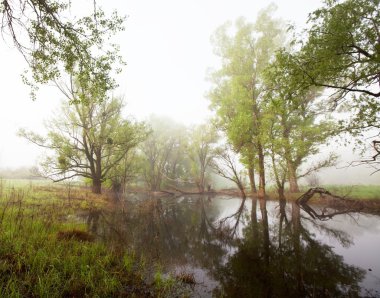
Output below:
[0,0,378,184]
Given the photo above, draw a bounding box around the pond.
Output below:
[81,195,380,297]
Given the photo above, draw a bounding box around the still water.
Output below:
[82,195,380,297]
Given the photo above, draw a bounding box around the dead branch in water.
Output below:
[296,187,367,220]
[296,187,349,204]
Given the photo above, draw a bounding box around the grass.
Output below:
[297,185,380,200]
[0,181,185,297]
[321,185,380,200]
[263,184,380,201]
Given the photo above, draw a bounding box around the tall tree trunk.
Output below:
[92,150,102,194]
[282,120,300,193]
[257,144,266,199]
[278,185,285,200]
[199,166,205,193]
[92,177,102,194]
[287,160,299,193]
[237,180,246,199]
[248,165,257,194]
[270,150,285,200]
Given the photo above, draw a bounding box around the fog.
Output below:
[0,0,378,185]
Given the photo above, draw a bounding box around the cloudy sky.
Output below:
[0,0,378,184]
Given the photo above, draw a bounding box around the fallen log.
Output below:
[296,187,345,204]
[167,185,216,195]
[296,187,367,219]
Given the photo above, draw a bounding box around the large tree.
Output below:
[1,0,124,100]
[208,6,285,198]
[296,0,379,101]
[264,50,337,193]
[19,95,147,194]
[291,0,380,167]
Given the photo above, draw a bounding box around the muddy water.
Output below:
[82,195,380,297]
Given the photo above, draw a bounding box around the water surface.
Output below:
[81,195,380,297]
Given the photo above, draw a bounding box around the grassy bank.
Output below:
[296,185,380,200]
[261,185,380,201]
[318,185,380,200]
[0,182,185,297]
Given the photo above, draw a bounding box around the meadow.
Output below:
[0,179,186,297]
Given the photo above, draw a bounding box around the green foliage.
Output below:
[208,6,286,195]
[1,0,125,100]
[263,49,337,189]
[19,95,148,193]
[139,116,189,191]
[187,123,219,192]
[294,0,380,134]
[208,6,285,147]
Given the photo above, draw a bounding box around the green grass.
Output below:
[0,183,184,297]
[265,184,380,201]
[319,185,380,200]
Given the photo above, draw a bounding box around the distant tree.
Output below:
[140,116,188,191]
[306,172,320,187]
[105,149,140,194]
[19,95,148,194]
[187,123,218,193]
[0,0,125,100]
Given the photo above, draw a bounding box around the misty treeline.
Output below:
[13,0,380,196]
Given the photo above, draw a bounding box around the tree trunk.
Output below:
[278,185,285,201]
[282,121,300,193]
[287,160,299,193]
[199,166,205,193]
[93,150,102,194]
[248,165,257,194]
[112,181,122,194]
[270,150,285,200]
[257,144,266,199]
[237,181,246,199]
[92,178,102,194]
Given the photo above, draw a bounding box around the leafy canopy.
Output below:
[1,0,125,100]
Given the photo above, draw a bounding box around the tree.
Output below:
[296,0,379,101]
[187,123,218,193]
[291,0,380,166]
[211,145,247,198]
[105,149,140,194]
[208,6,285,198]
[264,50,337,193]
[19,95,148,194]
[140,116,188,191]
[239,145,257,194]
[1,0,125,100]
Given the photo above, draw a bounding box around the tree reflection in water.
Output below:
[83,195,366,297]
[213,199,365,297]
